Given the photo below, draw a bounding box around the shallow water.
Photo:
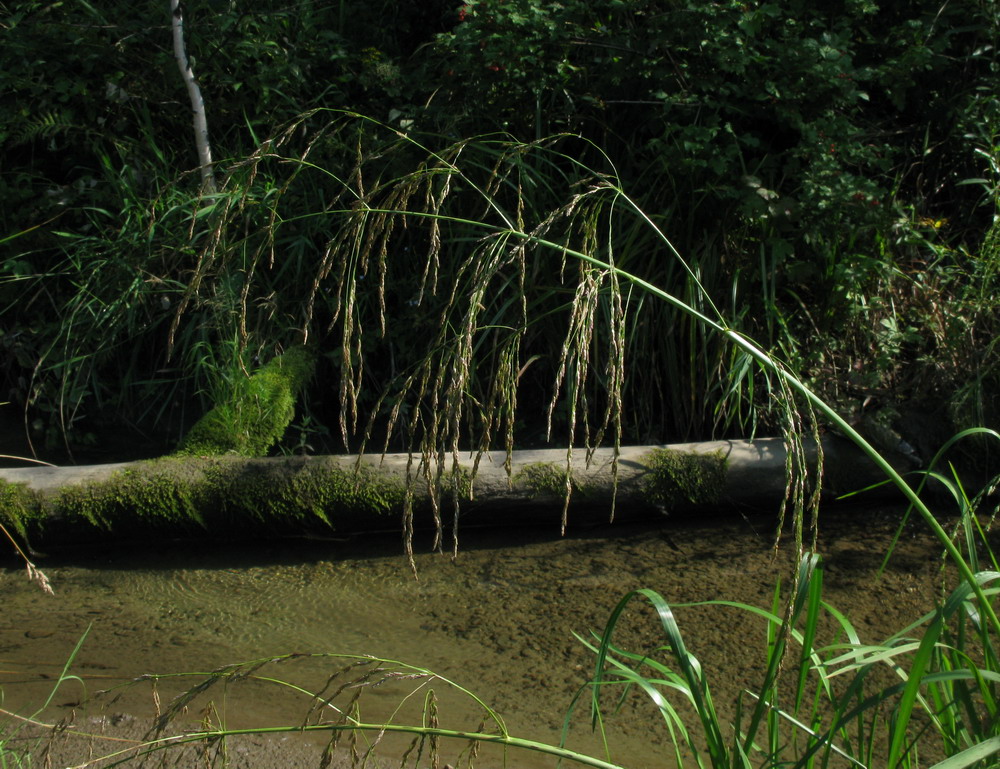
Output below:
[0,503,949,768]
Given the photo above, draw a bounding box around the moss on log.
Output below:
[1,456,404,547]
[641,448,727,509]
[175,346,315,457]
[0,437,904,548]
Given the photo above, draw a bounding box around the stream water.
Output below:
[0,502,953,768]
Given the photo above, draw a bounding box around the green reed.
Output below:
[578,539,1000,769]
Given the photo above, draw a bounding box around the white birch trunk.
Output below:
[171,0,216,193]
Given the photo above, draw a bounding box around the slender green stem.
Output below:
[71,722,628,769]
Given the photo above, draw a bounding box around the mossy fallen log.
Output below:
[0,436,897,547]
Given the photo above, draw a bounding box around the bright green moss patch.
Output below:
[176,346,316,457]
[641,448,727,511]
[202,460,404,527]
[450,465,474,499]
[36,456,404,541]
[55,459,206,532]
[0,479,46,542]
[514,462,577,498]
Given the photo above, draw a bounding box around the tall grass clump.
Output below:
[577,513,1000,769]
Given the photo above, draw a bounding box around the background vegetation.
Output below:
[1,0,998,461]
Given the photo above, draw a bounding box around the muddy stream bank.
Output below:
[0,503,954,768]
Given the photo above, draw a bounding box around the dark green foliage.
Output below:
[0,0,997,459]
[430,0,997,238]
[426,0,1000,445]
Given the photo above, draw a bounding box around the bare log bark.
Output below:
[170,0,216,193]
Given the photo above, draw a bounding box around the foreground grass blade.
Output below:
[929,735,1000,769]
[592,588,728,767]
